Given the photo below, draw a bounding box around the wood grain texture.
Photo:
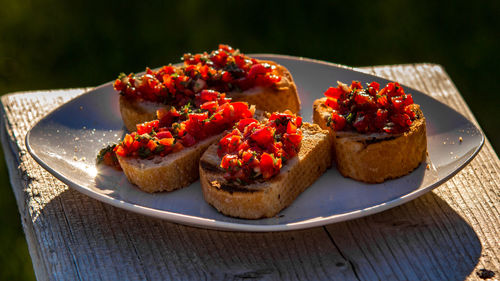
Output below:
[0,64,498,281]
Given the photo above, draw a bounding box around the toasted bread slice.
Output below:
[117,134,220,193]
[119,60,300,132]
[313,97,427,183]
[199,123,332,219]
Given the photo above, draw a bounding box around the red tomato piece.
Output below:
[260,153,276,179]
[136,120,159,135]
[114,145,126,157]
[353,114,368,132]
[200,89,219,102]
[250,127,275,147]
[351,81,362,89]
[237,118,258,132]
[159,137,174,147]
[324,87,343,99]
[403,94,414,106]
[200,101,218,112]
[377,95,388,107]
[326,97,338,109]
[330,112,346,131]
[248,64,269,79]
[354,92,373,106]
[181,133,196,147]
[230,102,251,117]
[123,134,134,147]
[156,131,173,139]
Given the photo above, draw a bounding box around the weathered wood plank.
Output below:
[1,64,498,281]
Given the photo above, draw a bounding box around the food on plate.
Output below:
[199,111,332,219]
[313,81,427,183]
[98,89,255,193]
[114,44,300,131]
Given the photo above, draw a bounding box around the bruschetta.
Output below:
[114,44,300,131]
[100,90,255,192]
[199,111,332,219]
[313,81,427,183]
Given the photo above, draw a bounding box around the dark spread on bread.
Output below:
[217,182,260,194]
[200,159,221,173]
[364,136,396,145]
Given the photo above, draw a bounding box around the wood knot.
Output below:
[477,268,495,279]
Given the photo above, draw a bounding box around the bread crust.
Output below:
[117,134,220,193]
[119,96,165,132]
[199,123,332,219]
[119,60,300,132]
[313,97,427,183]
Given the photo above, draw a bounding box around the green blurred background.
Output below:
[0,0,498,279]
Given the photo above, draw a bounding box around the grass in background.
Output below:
[0,0,498,279]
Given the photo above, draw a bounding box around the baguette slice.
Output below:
[119,60,300,132]
[313,97,427,183]
[199,123,332,219]
[117,134,221,193]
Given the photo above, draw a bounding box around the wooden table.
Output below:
[1,64,498,281]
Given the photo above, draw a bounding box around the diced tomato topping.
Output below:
[368,81,380,94]
[124,134,134,147]
[108,90,254,165]
[114,145,126,157]
[137,120,159,135]
[200,101,218,112]
[236,118,258,132]
[250,127,275,146]
[230,102,253,118]
[248,64,269,79]
[351,81,363,89]
[181,133,196,147]
[325,97,338,109]
[324,87,343,99]
[287,121,297,134]
[115,45,282,106]
[295,116,302,127]
[156,131,173,139]
[189,112,209,123]
[354,92,374,106]
[375,109,389,129]
[403,94,414,106]
[377,95,388,107]
[147,140,157,151]
[221,71,232,83]
[159,137,174,147]
[322,80,417,134]
[330,112,346,131]
[353,114,369,132]
[258,153,275,179]
[217,111,302,183]
[200,89,219,102]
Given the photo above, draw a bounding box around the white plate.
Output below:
[26,55,484,232]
